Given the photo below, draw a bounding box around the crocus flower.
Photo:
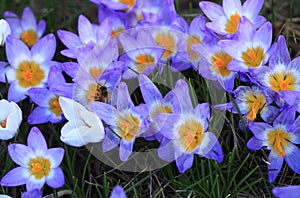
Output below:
[272,185,300,198]
[155,80,223,173]
[0,19,11,46]
[255,35,300,94]
[218,17,273,72]
[0,34,56,102]
[90,0,137,13]
[247,107,300,182]
[59,97,105,147]
[214,86,279,123]
[199,0,266,35]
[110,185,127,198]
[0,127,64,190]
[118,29,164,79]
[192,35,235,92]
[0,99,22,140]
[89,82,149,161]
[57,15,112,58]
[4,7,46,47]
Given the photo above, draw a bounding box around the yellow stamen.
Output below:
[225,12,240,34]
[135,54,155,73]
[49,97,62,116]
[28,157,51,180]
[267,129,291,157]
[89,67,104,80]
[117,113,140,141]
[245,93,266,121]
[119,0,136,11]
[211,52,232,77]
[150,105,173,120]
[16,61,45,88]
[241,47,265,67]
[20,29,38,47]
[187,35,201,60]
[178,120,204,152]
[269,72,296,93]
[154,33,176,59]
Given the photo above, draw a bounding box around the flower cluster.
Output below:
[0,0,299,196]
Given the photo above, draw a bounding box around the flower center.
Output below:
[28,157,51,180]
[150,104,173,120]
[117,113,140,141]
[16,61,45,88]
[187,35,201,60]
[89,67,104,80]
[267,129,291,157]
[269,72,296,93]
[135,54,155,73]
[154,33,176,59]
[211,52,232,77]
[178,120,204,152]
[20,29,38,47]
[0,119,7,128]
[49,97,62,116]
[242,47,265,67]
[245,93,266,121]
[119,0,136,11]
[225,12,240,34]
[111,28,125,37]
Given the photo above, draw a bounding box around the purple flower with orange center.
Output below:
[119,29,164,79]
[255,35,300,94]
[89,82,149,161]
[90,0,137,13]
[0,127,64,191]
[199,0,266,35]
[215,86,279,123]
[218,17,274,72]
[247,107,300,182]
[155,80,223,173]
[193,35,235,92]
[0,34,56,102]
[4,7,46,47]
[57,15,112,58]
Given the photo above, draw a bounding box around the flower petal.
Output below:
[268,151,284,183]
[0,167,30,187]
[175,153,194,173]
[119,140,134,161]
[27,106,52,124]
[8,144,34,166]
[46,148,64,168]
[26,175,45,191]
[21,7,36,31]
[138,74,163,104]
[110,186,127,198]
[45,167,65,188]
[27,127,48,155]
[31,34,56,64]
[247,137,265,150]
[6,35,31,68]
[285,144,300,174]
[272,185,300,198]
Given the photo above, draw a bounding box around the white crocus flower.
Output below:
[0,19,11,46]
[58,97,105,147]
[0,99,22,140]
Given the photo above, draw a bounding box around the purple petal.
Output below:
[96,17,112,44]
[31,34,56,64]
[247,137,265,150]
[269,35,290,66]
[0,167,30,187]
[45,148,64,168]
[172,80,193,113]
[154,113,180,139]
[157,139,175,162]
[110,185,127,198]
[88,102,118,127]
[57,30,82,52]
[37,19,46,37]
[119,140,134,161]
[199,1,225,22]
[242,0,264,19]
[21,189,42,198]
[61,62,79,78]
[274,107,296,126]
[26,175,45,191]
[285,144,300,174]
[138,74,163,104]
[46,168,65,188]
[116,82,134,111]
[21,7,36,31]
[78,15,96,45]
[272,185,300,198]
[27,106,52,124]
[253,22,272,54]
[268,151,284,183]
[102,128,120,152]
[203,135,224,163]
[28,88,54,106]
[260,105,280,124]
[8,81,27,102]
[48,65,66,87]
[6,35,31,68]
[8,144,34,166]
[27,127,48,155]
[175,153,194,173]
[248,122,271,140]
[50,83,74,98]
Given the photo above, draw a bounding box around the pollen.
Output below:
[211,52,232,77]
[150,105,173,120]
[20,29,38,47]
[178,120,204,152]
[0,119,7,128]
[117,113,140,141]
[187,35,201,60]
[28,157,51,180]
[135,54,155,73]
[225,12,240,34]
[154,33,176,59]
[16,61,45,88]
[49,97,62,116]
[111,28,125,37]
[245,93,266,121]
[89,67,104,80]
[119,0,136,11]
[242,47,265,67]
[269,72,296,93]
[267,129,291,157]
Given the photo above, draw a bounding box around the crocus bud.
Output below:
[0,19,11,46]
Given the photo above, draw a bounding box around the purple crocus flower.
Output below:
[199,0,266,35]
[155,80,223,173]
[57,15,112,58]
[218,17,274,72]
[0,127,65,191]
[0,34,56,102]
[110,185,127,198]
[247,107,300,182]
[4,7,46,47]
[89,82,149,161]
[90,0,137,13]
[272,185,300,198]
